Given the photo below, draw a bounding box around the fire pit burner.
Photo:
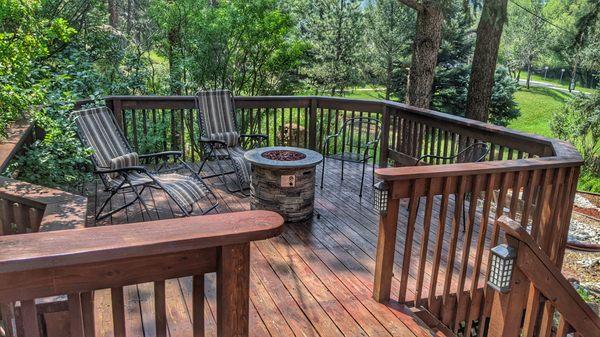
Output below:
[261,150,307,161]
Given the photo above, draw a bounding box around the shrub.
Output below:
[551,92,600,192]
[7,94,93,190]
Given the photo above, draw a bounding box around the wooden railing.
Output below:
[488,216,600,337]
[82,96,556,168]
[0,210,284,337]
[373,146,581,335]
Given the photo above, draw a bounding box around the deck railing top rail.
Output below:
[91,95,579,163]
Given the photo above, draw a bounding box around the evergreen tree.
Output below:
[364,0,415,100]
[302,0,365,95]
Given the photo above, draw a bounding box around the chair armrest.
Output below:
[139,151,183,160]
[94,166,148,175]
[240,134,268,140]
[415,154,452,165]
[199,137,228,147]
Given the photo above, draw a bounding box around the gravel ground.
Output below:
[562,193,600,303]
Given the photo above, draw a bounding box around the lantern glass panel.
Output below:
[487,244,516,293]
[374,182,389,214]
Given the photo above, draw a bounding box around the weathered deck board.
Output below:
[85,160,492,337]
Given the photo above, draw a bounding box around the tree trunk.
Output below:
[526,61,532,89]
[168,28,182,95]
[569,62,578,92]
[385,56,393,100]
[108,0,118,28]
[407,3,444,109]
[465,0,508,122]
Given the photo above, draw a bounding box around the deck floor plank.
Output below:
[86,160,492,336]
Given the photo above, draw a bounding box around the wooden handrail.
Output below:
[0,177,87,233]
[493,215,600,337]
[0,119,35,173]
[0,210,284,337]
[0,210,283,275]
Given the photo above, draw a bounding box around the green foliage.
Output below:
[363,0,414,99]
[148,0,308,95]
[301,0,364,95]
[0,0,75,137]
[8,95,93,189]
[430,9,520,126]
[551,92,600,176]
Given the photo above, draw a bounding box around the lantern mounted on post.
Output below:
[373,181,389,215]
[488,244,517,293]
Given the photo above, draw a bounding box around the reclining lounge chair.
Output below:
[73,106,219,220]
[195,90,267,194]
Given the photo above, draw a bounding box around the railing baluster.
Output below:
[193,275,205,337]
[154,280,167,337]
[398,179,424,303]
[111,287,126,337]
[68,293,85,337]
[81,291,95,337]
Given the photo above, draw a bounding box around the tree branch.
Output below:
[397,0,423,11]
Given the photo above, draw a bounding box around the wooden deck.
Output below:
[85,160,492,337]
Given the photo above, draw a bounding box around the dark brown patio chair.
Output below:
[320,117,381,198]
[73,106,218,220]
[195,90,267,195]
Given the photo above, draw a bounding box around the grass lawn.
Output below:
[508,86,572,138]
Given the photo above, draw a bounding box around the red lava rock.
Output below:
[261,149,307,161]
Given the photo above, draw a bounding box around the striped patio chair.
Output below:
[195,90,267,194]
[73,106,218,220]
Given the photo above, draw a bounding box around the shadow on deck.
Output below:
[85,160,490,337]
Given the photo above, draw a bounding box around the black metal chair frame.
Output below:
[414,141,489,231]
[74,108,219,221]
[197,135,267,193]
[320,117,382,198]
[196,98,268,196]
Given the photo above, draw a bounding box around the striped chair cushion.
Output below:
[195,90,239,147]
[109,152,139,179]
[109,173,208,209]
[73,107,130,168]
[209,131,240,147]
[215,146,251,188]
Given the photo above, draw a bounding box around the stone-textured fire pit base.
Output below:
[245,146,323,223]
[250,166,317,222]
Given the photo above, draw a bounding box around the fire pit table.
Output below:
[244,146,323,222]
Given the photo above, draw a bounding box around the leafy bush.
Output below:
[0,0,74,137]
[551,92,600,174]
[431,65,520,126]
[551,92,600,193]
[7,94,93,190]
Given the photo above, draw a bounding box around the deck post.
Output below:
[308,98,317,151]
[217,242,250,337]
[373,194,400,303]
[379,104,390,168]
[487,237,529,337]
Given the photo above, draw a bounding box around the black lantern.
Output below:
[373,181,389,215]
[487,244,517,293]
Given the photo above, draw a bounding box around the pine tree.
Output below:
[303,0,364,95]
[364,0,415,100]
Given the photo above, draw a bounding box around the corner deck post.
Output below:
[373,192,400,303]
[217,242,251,337]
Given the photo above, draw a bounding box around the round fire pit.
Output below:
[244,146,323,222]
